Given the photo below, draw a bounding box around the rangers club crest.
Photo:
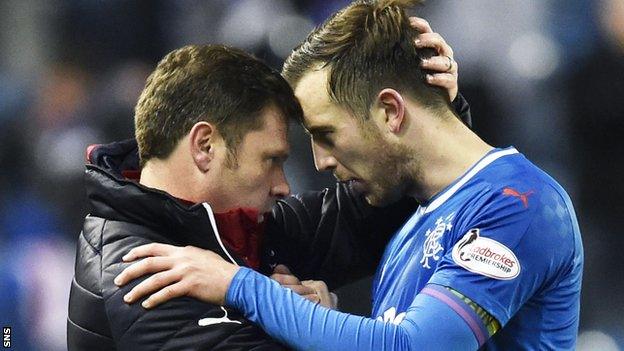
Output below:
[420,213,455,269]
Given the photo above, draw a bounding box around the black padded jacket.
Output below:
[68,140,289,350]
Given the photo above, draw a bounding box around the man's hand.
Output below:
[271,265,338,309]
[302,280,338,310]
[114,243,239,308]
[410,17,459,101]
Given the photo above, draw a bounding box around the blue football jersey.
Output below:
[371,147,583,350]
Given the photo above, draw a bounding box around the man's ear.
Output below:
[189,122,216,173]
[377,88,406,134]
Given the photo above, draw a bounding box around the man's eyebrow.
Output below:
[263,150,290,159]
[305,125,334,135]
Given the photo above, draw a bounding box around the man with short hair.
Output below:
[68,44,301,350]
[116,0,583,350]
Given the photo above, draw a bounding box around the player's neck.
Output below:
[140,153,204,203]
[408,118,493,204]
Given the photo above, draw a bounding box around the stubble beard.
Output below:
[363,137,417,207]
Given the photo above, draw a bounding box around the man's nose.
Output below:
[311,140,338,172]
[271,169,290,198]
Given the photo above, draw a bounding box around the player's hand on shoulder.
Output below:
[271,264,338,309]
[114,243,239,308]
[409,17,459,102]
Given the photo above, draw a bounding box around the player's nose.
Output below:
[311,140,338,172]
[271,168,290,198]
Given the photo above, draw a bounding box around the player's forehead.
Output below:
[240,105,290,155]
[294,68,345,131]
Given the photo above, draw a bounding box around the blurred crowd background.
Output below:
[0,0,622,350]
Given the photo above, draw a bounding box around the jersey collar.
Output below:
[421,147,519,214]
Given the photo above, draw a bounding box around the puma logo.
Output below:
[502,188,534,208]
[198,307,242,327]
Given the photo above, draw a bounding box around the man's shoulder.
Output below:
[79,214,170,268]
[461,168,577,240]
[453,154,581,275]
[488,151,564,189]
[74,213,172,300]
[74,214,135,295]
[71,214,142,350]
[82,217,278,350]
[467,151,571,214]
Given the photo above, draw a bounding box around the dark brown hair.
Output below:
[283,0,449,120]
[135,45,302,167]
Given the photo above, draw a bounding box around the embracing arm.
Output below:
[227,268,479,351]
[114,244,486,351]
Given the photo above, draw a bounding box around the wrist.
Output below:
[225,266,253,307]
[219,263,240,305]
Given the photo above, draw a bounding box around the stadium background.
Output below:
[0,0,622,349]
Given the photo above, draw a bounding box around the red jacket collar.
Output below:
[175,197,265,270]
[213,208,266,270]
[120,166,266,270]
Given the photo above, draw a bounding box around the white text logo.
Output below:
[452,229,521,280]
[198,307,242,327]
[420,213,454,269]
[376,307,406,325]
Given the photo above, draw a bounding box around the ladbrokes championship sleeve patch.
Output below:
[451,228,521,280]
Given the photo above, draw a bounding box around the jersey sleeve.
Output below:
[226,267,478,351]
[428,184,578,326]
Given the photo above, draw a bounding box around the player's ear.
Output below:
[376,88,406,134]
[189,121,216,173]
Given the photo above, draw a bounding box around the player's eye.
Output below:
[313,131,334,147]
[267,156,286,166]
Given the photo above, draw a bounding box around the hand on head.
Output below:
[409,17,459,101]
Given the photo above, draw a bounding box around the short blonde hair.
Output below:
[283,0,449,120]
